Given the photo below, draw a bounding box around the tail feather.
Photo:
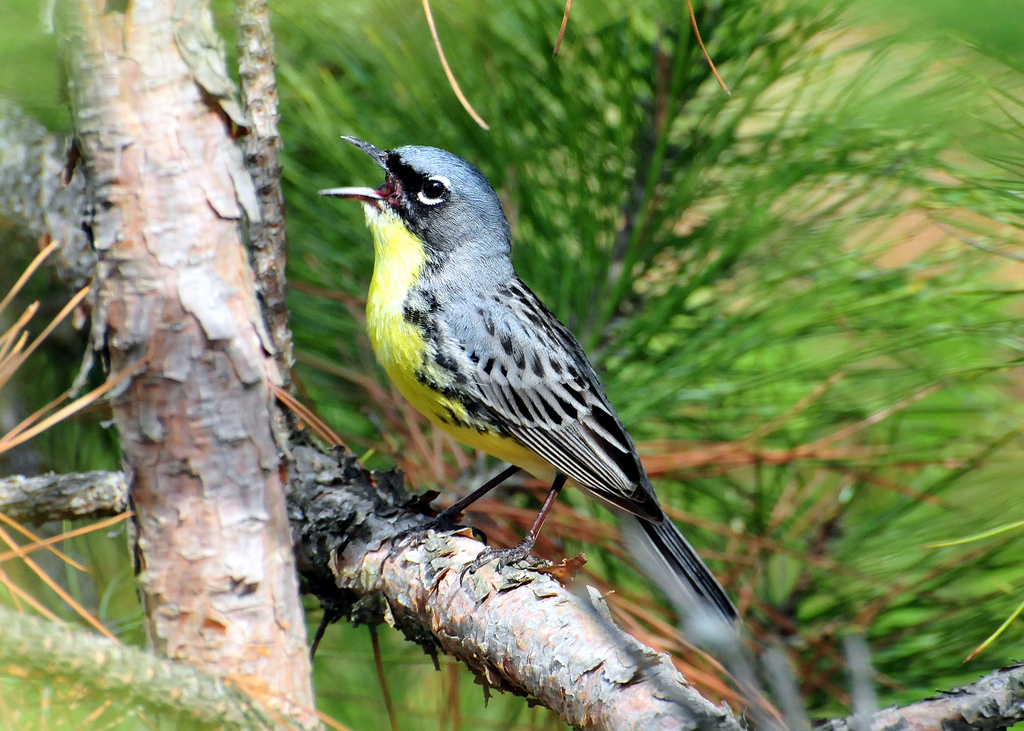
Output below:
[617,510,738,625]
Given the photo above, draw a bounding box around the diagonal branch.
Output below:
[815,662,1024,731]
[288,446,742,731]
[421,0,489,130]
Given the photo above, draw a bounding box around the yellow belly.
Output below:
[363,205,556,482]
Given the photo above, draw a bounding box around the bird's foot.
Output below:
[461,538,539,578]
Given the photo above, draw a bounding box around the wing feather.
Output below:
[440,278,662,521]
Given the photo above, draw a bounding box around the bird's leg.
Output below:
[432,464,521,530]
[463,472,568,575]
[517,472,567,550]
[399,465,521,550]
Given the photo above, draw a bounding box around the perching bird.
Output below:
[320,137,737,624]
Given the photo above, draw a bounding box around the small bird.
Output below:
[320,137,737,624]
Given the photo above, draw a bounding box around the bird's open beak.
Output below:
[318,185,384,202]
[318,136,395,205]
[340,136,388,169]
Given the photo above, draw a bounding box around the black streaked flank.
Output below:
[402,304,433,331]
[433,351,466,383]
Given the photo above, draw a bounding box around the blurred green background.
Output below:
[3,0,1024,728]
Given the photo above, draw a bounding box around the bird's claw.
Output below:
[460,540,537,581]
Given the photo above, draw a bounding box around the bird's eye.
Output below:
[418,176,449,205]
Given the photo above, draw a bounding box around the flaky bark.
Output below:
[816,664,1024,731]
[236,0,292,383]
[288,446,742,731]
[64,0,314,723]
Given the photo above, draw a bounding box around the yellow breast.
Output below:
[364,206,474,427]
[363,206,428,381]
[362,205,556,481]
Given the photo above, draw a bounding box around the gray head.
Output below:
[320,138,513,263]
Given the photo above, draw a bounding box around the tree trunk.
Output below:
[65,0,315,723]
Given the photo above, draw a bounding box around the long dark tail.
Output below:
[617,510,738,625]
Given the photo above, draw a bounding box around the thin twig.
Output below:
[685,0,730,94]
[0,285,90,392]
[552,0,572,57]
[0,511,86,571]
[0,566,64,623]
[0,303,38,362]
[272,384,347,449]
[937,221,1024,263]
[0,472,128,525]
[421,0,490,130]
[0,240,59,315]
[0,354,148,455]
[0,387,74,451]
[369,625,399,731]
[965,596,1024,663]
[314,709,356,731]
[81,699,114,726]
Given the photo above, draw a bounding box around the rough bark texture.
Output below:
[0,606,285,730]
[0,470,127,523]
[236,0,292,383]
[64,0,314,722]
[816,664,1024,731]
[288,446,742,731]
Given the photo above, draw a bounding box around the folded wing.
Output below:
[442,277,662,522]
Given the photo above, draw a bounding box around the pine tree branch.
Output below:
[0,470,127,524]
[0,606,286,730]
[815,663,1024,731]
[288,446,742,731]
[5,86,1021,730]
